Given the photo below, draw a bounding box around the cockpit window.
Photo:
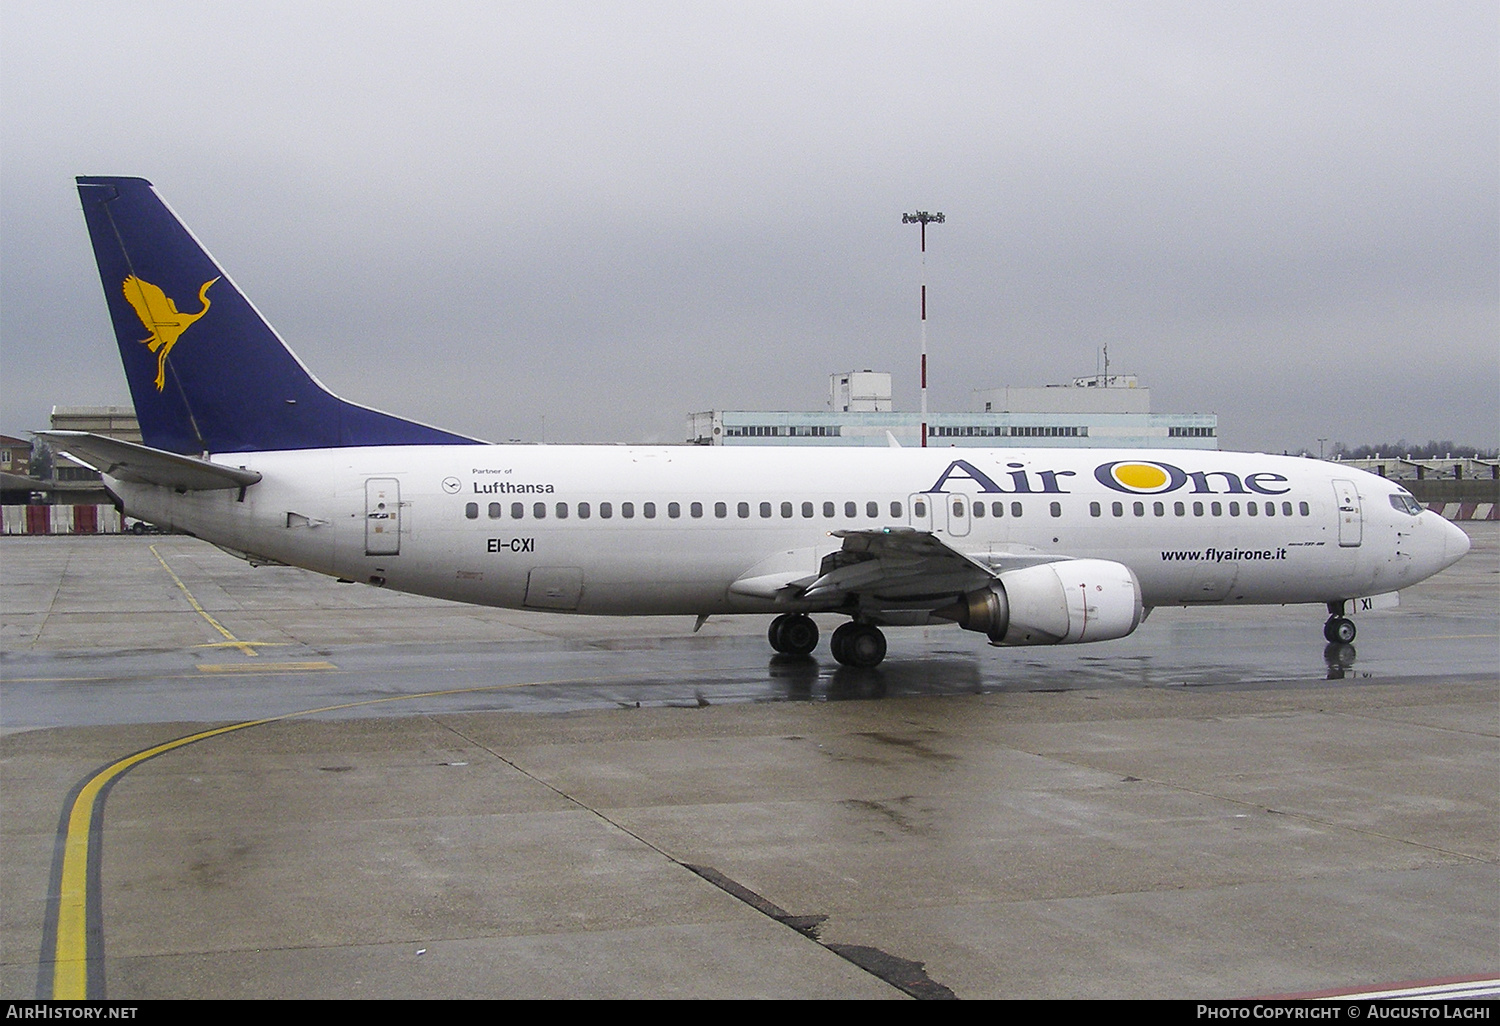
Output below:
[1389,493,1423,516]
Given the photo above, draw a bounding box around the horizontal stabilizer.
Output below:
[38,431,262,491]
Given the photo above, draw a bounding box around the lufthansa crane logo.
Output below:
[122,275,219,391]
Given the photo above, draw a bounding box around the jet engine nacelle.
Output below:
[944,558,1143,645]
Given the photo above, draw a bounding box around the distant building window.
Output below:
[1009,426,1087,437]
[789,425,840,437]
[725,425,790,437]
[931,425,1005,437]
[1168,427,1216,437]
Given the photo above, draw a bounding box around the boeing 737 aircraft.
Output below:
[47,176,1469,667]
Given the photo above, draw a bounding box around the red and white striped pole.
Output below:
[903,210,944,446]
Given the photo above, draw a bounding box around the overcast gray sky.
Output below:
[3,1,1495,452]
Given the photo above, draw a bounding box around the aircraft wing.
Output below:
[37,431,262,491]
[799,527,1003,604]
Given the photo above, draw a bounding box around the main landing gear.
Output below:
[766,614,889,667]
[768,613,819,656]
[830,622,886,668]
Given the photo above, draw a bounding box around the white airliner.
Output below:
[47,177,1470,667]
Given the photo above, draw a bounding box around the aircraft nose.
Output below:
[1439,516,1471,569]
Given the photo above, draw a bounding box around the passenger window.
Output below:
[1211,502,1223,516]
[1153,502,1164,517]
[714,502,727,518]
[952,500,964,517]
[1263,502,1274,517]
[1299,501,1309,516]
[488,502,502,519]
[892,501,904,518]
[533,502,546,519]
[1174,502,1185,516]
[866,501,878,518]
[1193,501,1204,517]
[621,502,635,519]
[781,501,793,518]
[1132,501,1144,517]
[1228,502,1239,516]
[801,501,813,518]
[465,502,478,519]
[737,501,749,518]
[1011,502,1022,518]
[556,502,568,519]
[578,502,590,519]
[823,501,835,518]
[1112,502,1123,517]
[599,502,612,519]
[511,502,524,519]
[690,502,703,518]
[992,502,1004,517]
[844,501,857,517]
[1050,501,1062,518]
[1281,502,1292,516]
[644,502,656,519]
[1090,502,1101,517]
[914,500,927,517]
[973,502,985,518]
[667,502,680,518]
[1246,502,1257,516]
[760,502,772,518]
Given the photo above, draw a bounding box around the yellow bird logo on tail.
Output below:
[121,275,219,391]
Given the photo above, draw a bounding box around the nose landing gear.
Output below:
[1323,616,1356,644]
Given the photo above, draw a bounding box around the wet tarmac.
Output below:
[1,528,1496,998]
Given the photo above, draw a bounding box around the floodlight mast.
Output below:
[903,210,944,446]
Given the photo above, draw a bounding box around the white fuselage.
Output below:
[110,445,1469,619]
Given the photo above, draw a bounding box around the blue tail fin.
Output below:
[76,176,482,454]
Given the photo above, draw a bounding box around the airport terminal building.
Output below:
[689,372,1219,449]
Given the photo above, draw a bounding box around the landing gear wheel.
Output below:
[830,622,887,668]
[768,614,790,652]
[1323,616,1356,644]
[768,614,818,655]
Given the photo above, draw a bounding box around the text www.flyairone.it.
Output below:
[1161,547,1289,562]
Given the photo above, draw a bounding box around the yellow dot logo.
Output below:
[1112,463,1170,492]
